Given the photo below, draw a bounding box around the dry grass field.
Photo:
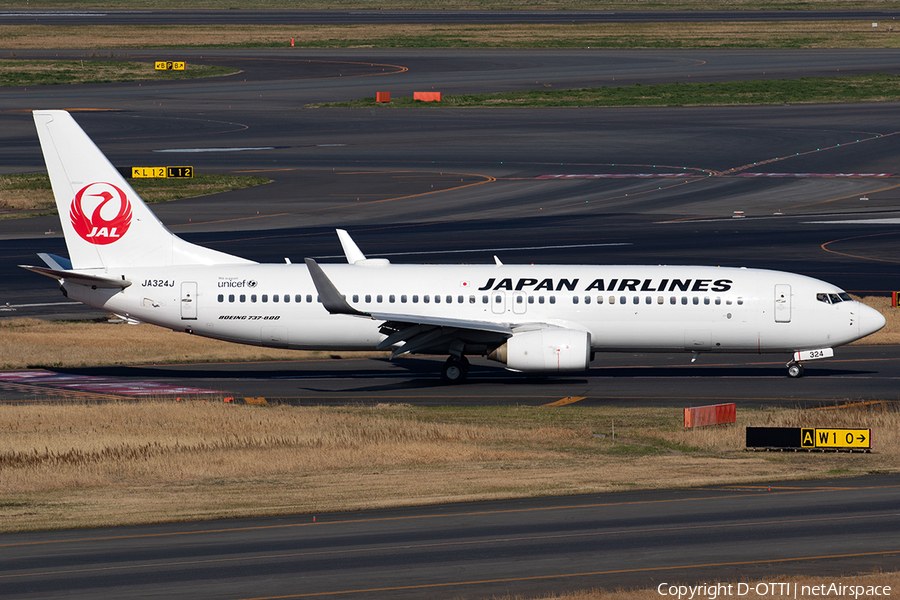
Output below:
[0,401,897,532]
[1,295,895,369]
[1,21,899,49]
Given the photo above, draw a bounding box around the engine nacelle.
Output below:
[488,328,591,372]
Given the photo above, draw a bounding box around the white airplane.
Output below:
[22,110,885,382]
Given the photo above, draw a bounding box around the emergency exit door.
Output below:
[774,284,791,323]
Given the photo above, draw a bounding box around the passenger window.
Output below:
[597,296,604,305]
[306,295,313,303]
[423,295,429,303]
[365,295,371,303]
[284,294,290,303]
[737,298,744,305]
[217,294,224,302]
[240,294,246,302]
[251,294,257,303]
[389,295,396,303]
[585,296,591,304]
[262,294,268,303]
[517,295,524,304]
[621,296,627,304]
[692,297,699,305]
[295,294,302,303]
[715,297,721,305]
[458,295,464,303]
[528,296,534,304]
[469,295,475,304]
[350,295,356,303]
[401,295,407,303]
[703,297,710,305]
[482,295,488,304]
[539,296,545,304]
[274,295,280,303]
[229,294,235,303]
[609,296,615,305]
[670,296,676,305]
[434,295,440,304]
[494,295,502,304]
[645,296,651,304]
[377,295,383,303]
[447,295,453,304]
[681,297,687,305]
[632,296,639,305]
[573,296,579,304]
[657,296,663,304]
[413,295,419,303]
[549,296,556,304]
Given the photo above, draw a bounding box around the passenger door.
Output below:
[774,284,791,323]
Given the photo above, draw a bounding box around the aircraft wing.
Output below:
[305,258,513,356]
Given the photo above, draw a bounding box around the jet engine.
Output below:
[487,328,591,372]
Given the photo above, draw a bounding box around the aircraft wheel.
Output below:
[787,363,804,378]
[441,356,468,384]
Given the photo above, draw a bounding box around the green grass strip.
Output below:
[315,74,900,108]
[0,174,270,216]
[0,60,238,87]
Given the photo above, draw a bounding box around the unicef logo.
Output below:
[247,280,258,288]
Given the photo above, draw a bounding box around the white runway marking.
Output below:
[153,147,275,153]
[805,218,900,224]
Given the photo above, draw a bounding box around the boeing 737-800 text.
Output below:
[21,110,886,382]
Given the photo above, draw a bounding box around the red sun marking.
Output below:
[69,183,133,245]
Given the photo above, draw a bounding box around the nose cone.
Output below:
[858,303,886,339]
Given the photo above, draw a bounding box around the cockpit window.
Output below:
[818,292,851,304]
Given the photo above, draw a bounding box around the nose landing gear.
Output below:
[786,361,804,378]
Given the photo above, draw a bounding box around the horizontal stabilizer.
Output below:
[19,265,131,289]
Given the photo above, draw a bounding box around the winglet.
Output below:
[336,229,366,264]
[304,258,369,317]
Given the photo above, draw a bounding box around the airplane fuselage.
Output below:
[67,263,869,355]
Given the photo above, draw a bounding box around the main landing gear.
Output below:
[441,355,470,383]
[786,360,804,378]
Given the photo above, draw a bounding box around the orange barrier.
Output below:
[684,402,736,428]
[414,92,442,102]
[376,92,391,103]
[893,291,898,307]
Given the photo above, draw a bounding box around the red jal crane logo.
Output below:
[69,183,133,245]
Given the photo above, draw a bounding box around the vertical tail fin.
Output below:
[33,110,252,269]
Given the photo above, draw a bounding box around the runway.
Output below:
[1,474,898,599]
[0,345,898,407]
